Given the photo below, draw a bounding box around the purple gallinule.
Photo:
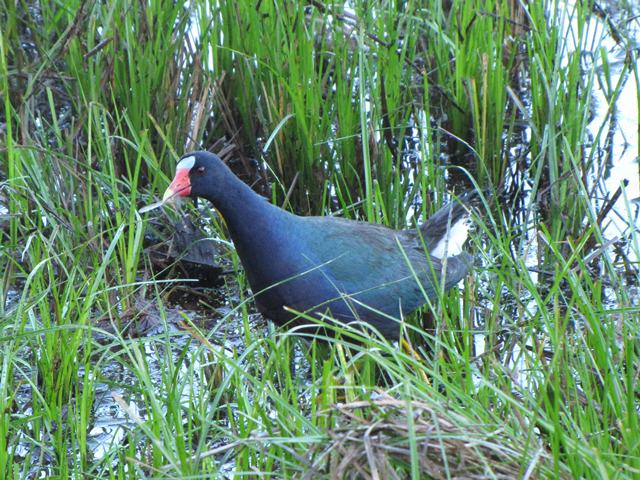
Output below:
[162,151,473,340]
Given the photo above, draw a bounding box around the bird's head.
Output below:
[162,151,227,204]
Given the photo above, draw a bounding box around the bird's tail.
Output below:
[419,190,483,258]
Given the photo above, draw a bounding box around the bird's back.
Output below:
[245,214,471,339]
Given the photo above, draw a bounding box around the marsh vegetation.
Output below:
[1,0,639,478]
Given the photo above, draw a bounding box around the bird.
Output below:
[161,151,474,340]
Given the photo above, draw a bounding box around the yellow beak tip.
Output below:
[162,188,175,203]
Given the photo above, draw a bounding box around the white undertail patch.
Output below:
[176,155,196,170]
[430,217,471,259]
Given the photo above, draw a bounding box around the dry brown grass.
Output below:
[303,392,556,480]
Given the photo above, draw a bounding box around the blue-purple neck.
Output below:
[203,169,292,257]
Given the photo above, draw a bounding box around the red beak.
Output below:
[162,168,192,203]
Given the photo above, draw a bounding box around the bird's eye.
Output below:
[195,166,206,175]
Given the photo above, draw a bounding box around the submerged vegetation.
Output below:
[1,0,639,478]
